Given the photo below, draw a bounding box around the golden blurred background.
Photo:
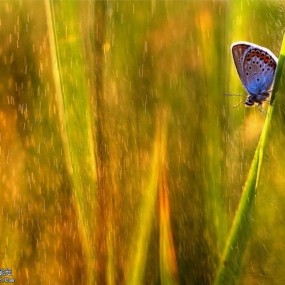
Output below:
[0,1,285,284]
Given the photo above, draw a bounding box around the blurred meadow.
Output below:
[1,0,285,284]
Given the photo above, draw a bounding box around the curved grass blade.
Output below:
[214,34,285,285]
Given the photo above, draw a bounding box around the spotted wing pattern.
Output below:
[231,41,278,106]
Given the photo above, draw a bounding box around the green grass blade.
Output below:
[45,1,97,284]
[214,34,285,285]
[270,37,285,105]
[125,112,168,285]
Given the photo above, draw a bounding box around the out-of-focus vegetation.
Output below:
[0,1,285,284]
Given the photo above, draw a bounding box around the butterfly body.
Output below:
[231,41,278,106]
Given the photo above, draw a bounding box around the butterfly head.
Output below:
[244,91,270,107]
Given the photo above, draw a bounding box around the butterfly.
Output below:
[231,41,278,107]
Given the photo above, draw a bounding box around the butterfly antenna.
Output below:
[224,93,246,108]
[257,105,266,114]
[224,93,244,97]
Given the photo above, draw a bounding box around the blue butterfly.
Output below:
[231,41,278,106]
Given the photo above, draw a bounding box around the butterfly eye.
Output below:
[245,97,254,106]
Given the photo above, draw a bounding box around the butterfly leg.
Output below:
[233,99,244,108]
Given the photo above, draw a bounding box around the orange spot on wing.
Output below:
[264,55,270,63]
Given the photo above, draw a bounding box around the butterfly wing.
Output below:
[231,42,252,92]
[231,41,278,96]
[242,46,277,95]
